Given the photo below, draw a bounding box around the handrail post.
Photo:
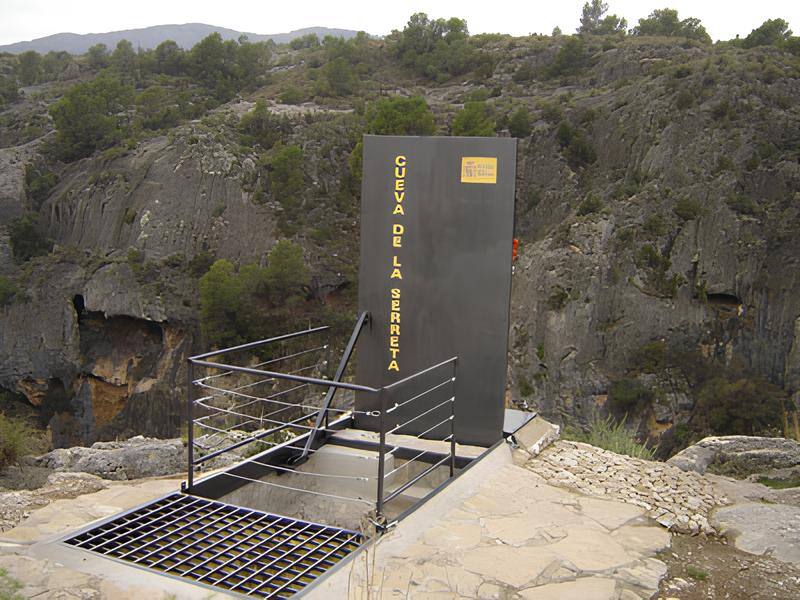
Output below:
[186,359,195,491]
[376,389,387,520]
[296,311,369,464]
[450,358,457,478]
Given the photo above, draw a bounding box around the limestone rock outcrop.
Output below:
[37,436,185,480]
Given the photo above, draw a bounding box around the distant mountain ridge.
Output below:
[0,23,361,54]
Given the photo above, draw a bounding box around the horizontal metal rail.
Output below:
[185,320,462,533]
[190,359,378,394]
[192,409,322,465]
[189,325,330,361]
[384,355,458,390]
[375,356,458,521]
[387,396,454,436]
[383,454,452,505]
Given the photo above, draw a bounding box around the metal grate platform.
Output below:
[64,493,362,598]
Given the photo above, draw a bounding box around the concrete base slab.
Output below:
[305,441,669,599]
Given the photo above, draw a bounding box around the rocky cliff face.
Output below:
[0,36,798,451]
[504,42,800,441]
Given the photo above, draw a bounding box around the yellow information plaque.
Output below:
[460,156,497,184]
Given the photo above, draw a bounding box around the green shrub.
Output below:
[547,37,588,78]
[711,99,733,121]
[608,378,653,415]
[0,566,23,600]
[24,165,58,208]
[264,239,310,301]
[566,130,597,168]
[388,13,478,80]
[636,244,664,270]
[637,341,668,372]
[538,101,564,124]
[187,251,215,277]
[266,144,305,232]
[9,214,51,263]
[518,374,534,397]
[577,194,604,216]
[198,241,310,347]
[726,194,758,215]
[757,475,800,489]
[556,120,573,146]
[632,8,711,42]
[512,61,535,83]
[199,259,247,347]
[555,120,596,167]
[239,99,290,150]
[279,86,304,104]
[564,414,654,459]
[675,89,694,109]
[673,65,692,78]
[452,101,495,136]
[714,155,734,173]
[508,106,532,138]
[0,75,19,107]
[0,413,35,469]
[686,566,708,581]
[695,376,784,436]
[289,33,320,50]
[643,213,667,236]
[635,244,682,297]
[740,18,792,49]
[366,96,436,136]
[317,57,359,97]
[0,276,19,306]
[547,285,569,310]
[48,76,134,161]
[673,197,702,221]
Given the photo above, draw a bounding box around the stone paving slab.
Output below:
[309,444,670,599]
[712,502,800,565]
[0,444,671,599]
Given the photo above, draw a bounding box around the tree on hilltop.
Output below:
[741,19,793,48]
[632,8,711,43]
[578,1,627,35]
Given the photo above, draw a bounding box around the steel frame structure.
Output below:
[185,319,459,522]
[63,318,469,599]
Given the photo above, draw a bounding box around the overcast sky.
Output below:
[2,0,798,46]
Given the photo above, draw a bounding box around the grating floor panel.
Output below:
[64,493,362,598]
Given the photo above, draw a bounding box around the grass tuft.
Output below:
[564,414,654,460]
[0,413,35,471]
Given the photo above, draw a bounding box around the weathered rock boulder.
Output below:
[37,436,186,480]
[712,502,800,566]
[668,436,800,476]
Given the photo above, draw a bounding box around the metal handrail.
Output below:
[189,326,330,361]
[376,356,458,520]
[184,321,460,525]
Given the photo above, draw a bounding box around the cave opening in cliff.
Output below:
[72,294,85,321]
[706,292,742,309]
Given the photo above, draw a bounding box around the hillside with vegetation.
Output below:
[0,4,799,461]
